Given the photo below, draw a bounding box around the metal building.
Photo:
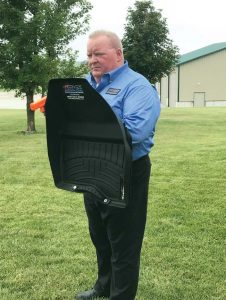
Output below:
[157,42,226,107]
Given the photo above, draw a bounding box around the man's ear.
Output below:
[116,48,123,62]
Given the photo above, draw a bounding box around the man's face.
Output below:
[87,35,123,83]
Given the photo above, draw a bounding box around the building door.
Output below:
[193,92,205,107]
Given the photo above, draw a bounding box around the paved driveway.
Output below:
[0,91,26,109]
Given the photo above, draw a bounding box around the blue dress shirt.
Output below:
[86,61,161,160]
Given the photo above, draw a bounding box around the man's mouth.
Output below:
[91,66,101,71]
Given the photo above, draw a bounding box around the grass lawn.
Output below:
[0,108,226,300]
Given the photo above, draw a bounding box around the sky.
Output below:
[72,0,226,61]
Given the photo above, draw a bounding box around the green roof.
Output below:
[178,42,226,65]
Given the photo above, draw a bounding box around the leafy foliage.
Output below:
[0,0,91,131]
[122,0,179,83]
[0,0,91,94]
[57,49,89,80]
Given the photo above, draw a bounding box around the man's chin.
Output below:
[92,70,102,75]
[91,71,102,81]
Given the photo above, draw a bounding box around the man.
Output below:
[76,30,160,300]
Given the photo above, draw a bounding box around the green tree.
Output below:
[122,0,179,83]
[57,49,89,79]
[0,0,92,132]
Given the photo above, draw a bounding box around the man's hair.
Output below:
[88,30,123,51]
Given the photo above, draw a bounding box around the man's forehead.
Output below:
[88,36,112,49]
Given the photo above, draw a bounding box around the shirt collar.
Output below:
[89,61,129,89]
[108,60,128,82]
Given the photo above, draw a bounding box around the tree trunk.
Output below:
[26,93,36,133]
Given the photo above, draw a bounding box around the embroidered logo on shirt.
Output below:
[106,88,121,95]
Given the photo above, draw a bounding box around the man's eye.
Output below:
[95,52,104,56]
[87,52,104,58]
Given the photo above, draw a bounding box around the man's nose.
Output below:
[89,54,98,63]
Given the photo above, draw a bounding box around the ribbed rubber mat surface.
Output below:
[62,139,125,202]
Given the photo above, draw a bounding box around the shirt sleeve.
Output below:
[122,83,160,145]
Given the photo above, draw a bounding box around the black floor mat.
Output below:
[45,78,132,208]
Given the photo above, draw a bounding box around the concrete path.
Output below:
[0,91,41,109]
[0,91,26,109]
